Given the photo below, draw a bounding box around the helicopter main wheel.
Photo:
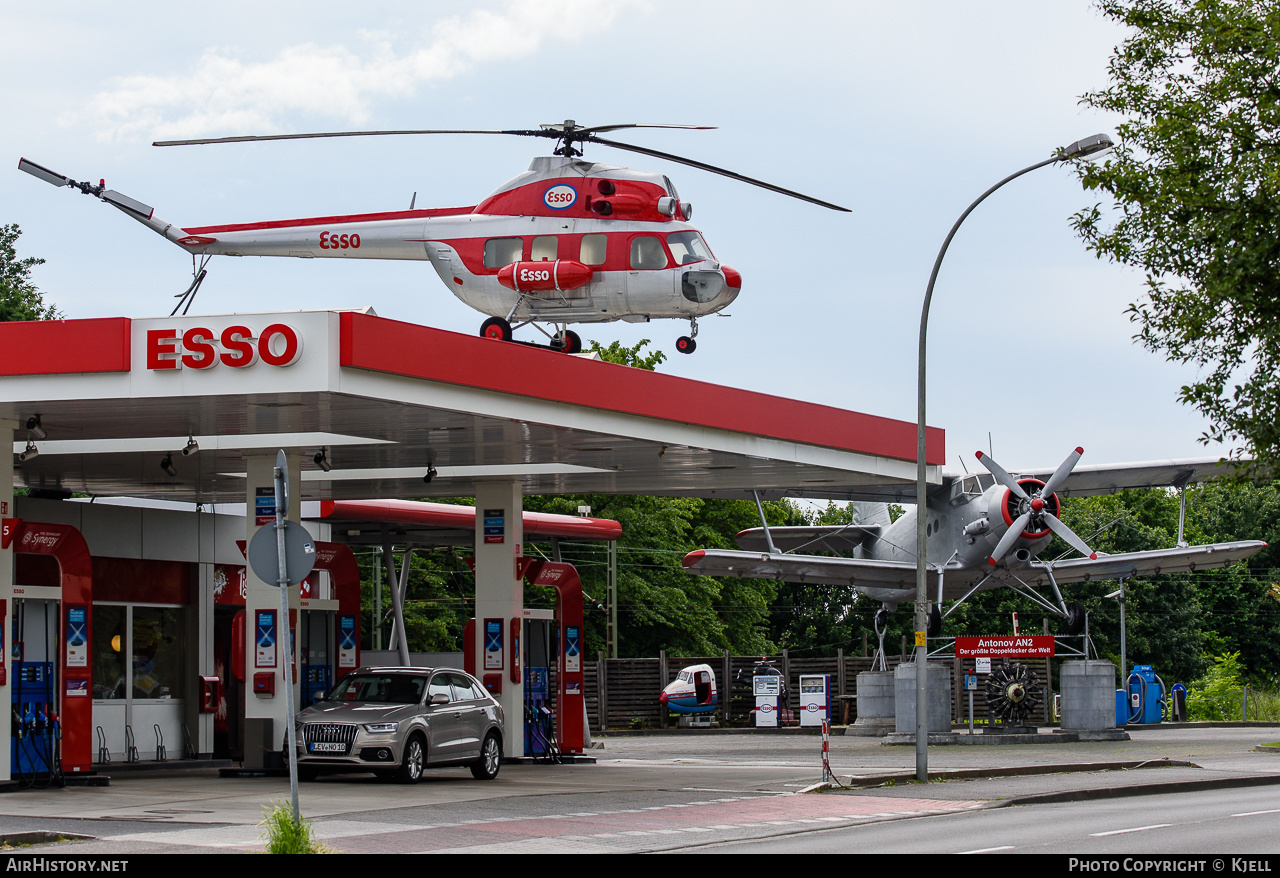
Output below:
[676,335,697,354]
[927,604,942,638]
[1063,600,1087,636]
[551,329,582,354]
[480,317,513,341]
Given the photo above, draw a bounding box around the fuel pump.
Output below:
[1124,665,1167,725]
[11,599,62,787]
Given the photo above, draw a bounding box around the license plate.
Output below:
[309,742,345,753]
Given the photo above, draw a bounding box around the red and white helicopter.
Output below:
[19,121,847,354]
[683,448,1267,655]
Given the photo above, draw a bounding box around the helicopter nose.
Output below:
[722,265,742,291]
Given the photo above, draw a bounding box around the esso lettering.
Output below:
[319,231,361,250]
[543,185,577,209]
[520,268,551,282]
[146,324,303,370]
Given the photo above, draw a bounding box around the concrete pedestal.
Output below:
[846,671,895,737]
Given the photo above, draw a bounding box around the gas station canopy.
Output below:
[0,309,944,503]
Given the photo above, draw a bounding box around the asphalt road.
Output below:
[0,725,1276,855]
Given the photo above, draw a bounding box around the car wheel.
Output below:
[396,735,425,784]
[470,733,502,781]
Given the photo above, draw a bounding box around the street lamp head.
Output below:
[1058,133,1113,161]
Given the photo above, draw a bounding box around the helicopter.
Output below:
[19,121,848,354]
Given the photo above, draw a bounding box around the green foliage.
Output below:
[1072,0,1280,470]
[0,224,59,322]
[260,801,328,854]
[585,338,667,371]
[1186,652,1246,721]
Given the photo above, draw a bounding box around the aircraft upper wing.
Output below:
[734,525,881,553]
[1023,540,1267,587]
[1013,457,1245,497]
[682,548,917,590]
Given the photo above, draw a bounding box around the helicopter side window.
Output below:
[630,236,668,270]
[666,231,713,266]
[530,236,557,261]
[580,234,607,266]
[483,237,524,269]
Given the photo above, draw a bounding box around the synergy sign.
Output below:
[955,635,1056,659]
[145,323,303,371]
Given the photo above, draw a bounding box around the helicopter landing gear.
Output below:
[550,328,582,354]
[480,317,513,341]
[676,318,699,354]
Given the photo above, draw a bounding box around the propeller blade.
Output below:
[585,135,851,211]
[989,511,1032,565]
[1039,446,1084,499]
[1041,512,1098,560]
[975,451,1030,502]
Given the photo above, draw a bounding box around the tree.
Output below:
[0,224,59,321]
[1072,0,1280,471]
[586,338,667,371]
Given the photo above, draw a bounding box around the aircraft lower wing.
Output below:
[1024,540,1267,586]
[682,549,917,599]
[734,525,881,553]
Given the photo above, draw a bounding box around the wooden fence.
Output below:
[585,650,1055,731]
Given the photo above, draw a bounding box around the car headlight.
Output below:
[362,722,399,734]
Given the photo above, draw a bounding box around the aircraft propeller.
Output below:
[976,447,1098,566]
[152,119,851,212]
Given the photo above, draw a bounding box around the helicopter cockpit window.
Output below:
[530,236,557,261]
[666,231,713,266]
[580,234,607,265]
[630,236,668,270]
[483,237,523,269]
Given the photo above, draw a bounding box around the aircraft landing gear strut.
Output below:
[676,317,699,354]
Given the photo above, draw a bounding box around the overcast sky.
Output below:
[1,1,1227,475]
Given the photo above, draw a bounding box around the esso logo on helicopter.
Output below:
[520,268,551,283]
[318,231,361,250]
[543,185,577,210]
[146,324,303,371]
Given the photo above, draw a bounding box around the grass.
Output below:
[260,801,336,854]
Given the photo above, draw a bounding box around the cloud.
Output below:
[78,0,632,141]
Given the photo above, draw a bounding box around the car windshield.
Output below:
[328,673,425,705]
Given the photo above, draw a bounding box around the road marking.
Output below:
[1090,824,1172,837]
[1233,809,1280,817]
[960,846,1015,854]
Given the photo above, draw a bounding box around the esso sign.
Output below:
[543,184,577,210]
[147,324,303,371]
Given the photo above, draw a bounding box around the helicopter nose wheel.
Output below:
[480,317,513,342]
[677,318,699,354]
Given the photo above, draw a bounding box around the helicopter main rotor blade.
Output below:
[587,134,850,212]
[153,129,548,147]
[576,123,717,135]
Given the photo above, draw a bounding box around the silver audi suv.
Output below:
[293,667,504,783]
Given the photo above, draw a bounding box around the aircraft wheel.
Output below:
[480,317,513,341]
[552,330,582,353]
[676,335,697,354]
[1064,601,1087,636]
[927,605,942,638]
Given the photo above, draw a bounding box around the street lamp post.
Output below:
[914,134,1113,782]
